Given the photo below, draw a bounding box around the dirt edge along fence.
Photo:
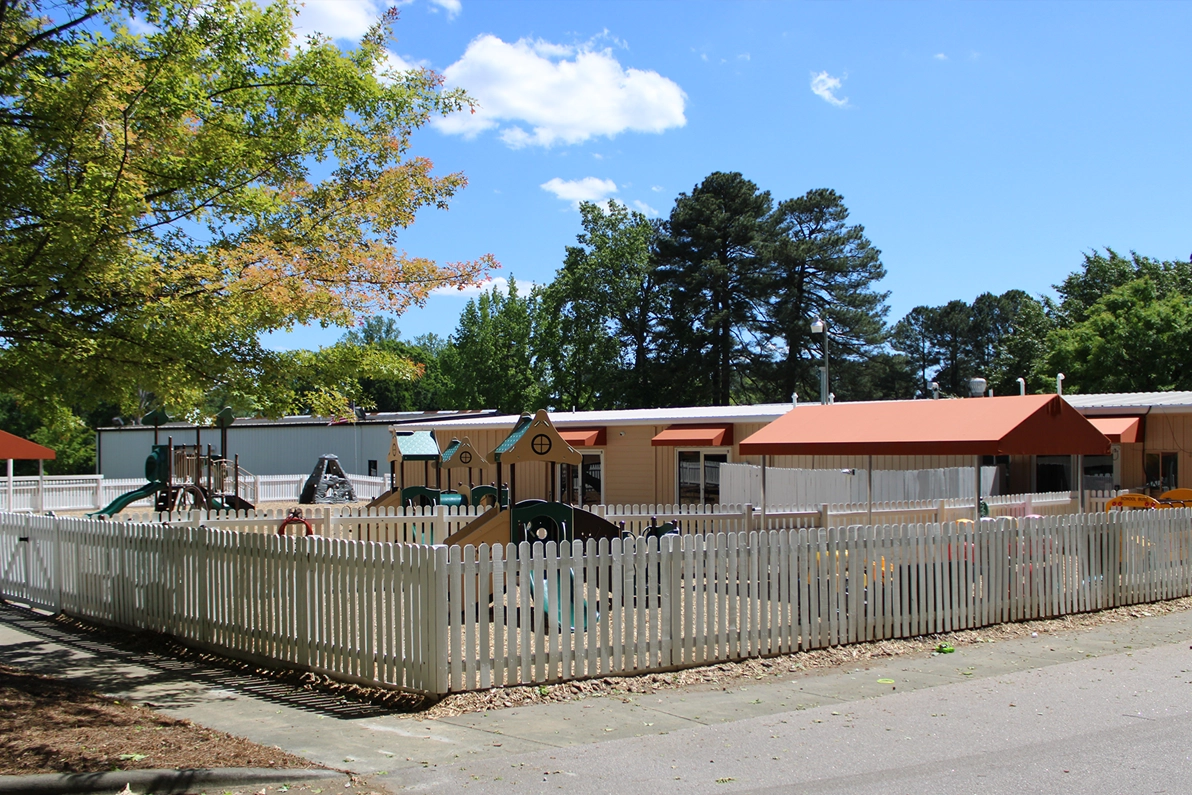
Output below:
[2,508,1190,696]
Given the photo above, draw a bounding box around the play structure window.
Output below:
[560,454,602,506]
[367,459,378,477]
[1145,452,1178,492]
[678,450,729,505]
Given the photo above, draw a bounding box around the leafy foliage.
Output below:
[0,0,491,418]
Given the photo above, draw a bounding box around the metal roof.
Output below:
[1062,392,1192,414]
[396,403,794,432]
[0,429,56,460]
[739,395,1110,457]
[97,409,498,431]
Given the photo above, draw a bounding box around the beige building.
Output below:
[395,402,1037,507]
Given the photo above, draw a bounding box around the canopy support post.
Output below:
[6,458,12,512]
[1076,454,1084,512]
[760,455,767,531]
[37,459,44,513]
[867,454,874,527]
[974,455,982,523]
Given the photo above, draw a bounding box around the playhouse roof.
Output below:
[395,430,440,461]
[739,395,1111,457]
[0,429,56,460]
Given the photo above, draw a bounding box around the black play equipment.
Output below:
[299,454,357,504]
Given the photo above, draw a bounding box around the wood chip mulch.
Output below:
[0,664,314,775]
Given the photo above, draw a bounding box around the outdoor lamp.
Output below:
[811,319,829,404]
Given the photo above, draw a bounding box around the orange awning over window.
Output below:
[1087,416,1141,444]
[0,429,56,460]
[651,424,734,447]
[559,428,607,447]
[739,395,1109,457]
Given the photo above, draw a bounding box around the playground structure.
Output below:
[92,439,256,516]
[368,431,505,510]
[1106,488,1192,512]
[91,408,256,516]
[442,410,649,549]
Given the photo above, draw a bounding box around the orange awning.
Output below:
[0,429,56,460]
[739,395,1109,457]
[559,428,607,447]
[1087,416,1141,444]
[651,424,734,447]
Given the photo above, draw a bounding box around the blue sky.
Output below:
[262,0,1192,351]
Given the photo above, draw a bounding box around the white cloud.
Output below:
[738,53,751,61]
[934,53,948,61]
[434,34,687,148]
[289,0,456,41]
[432,276,535,297]
[540,177,618,206]
[810,70,848,107]
[651,185,664,192]
[632,200,659,217]
[428,0,461,18]
[290,0,388,42]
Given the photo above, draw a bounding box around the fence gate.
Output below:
[0,514,59,612]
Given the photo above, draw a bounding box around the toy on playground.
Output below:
[368,430,506,510]
[91,407,256,517]
[299,454,356,504]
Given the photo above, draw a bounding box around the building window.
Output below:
[1145,452,1178,492]
[678,449,729,506]
[367,459,378,477]
[560,454,603,507]
[1035,455,1072,493]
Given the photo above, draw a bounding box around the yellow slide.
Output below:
[442,508,511,547]
[367,489,404,509]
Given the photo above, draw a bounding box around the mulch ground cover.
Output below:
[0,663,312,776]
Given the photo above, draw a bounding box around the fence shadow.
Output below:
[0,602,428,719]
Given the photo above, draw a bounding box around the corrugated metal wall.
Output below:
[97,424,391,479]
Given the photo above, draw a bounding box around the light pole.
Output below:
[811,318,829,404]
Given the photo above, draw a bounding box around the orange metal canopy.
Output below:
[651,424,734,447]
[559,428,607,447]
[0,429,56,460]
[1087,416,1141,444]
[738,395,1109,457]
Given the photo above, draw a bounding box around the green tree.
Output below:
[0,0,491,418]
[341,318,450,411]
[440,278,545,414]
[1047,278,1192,393]
[538,200,660,409]
[654,172,772,406]
[890,306,940,397]
[757,188,889,403]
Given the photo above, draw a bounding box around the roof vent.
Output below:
[968,377,987,397]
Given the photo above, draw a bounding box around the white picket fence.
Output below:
[0,473,387,513]
[3,501,1187,696]
[107,490,1093,545]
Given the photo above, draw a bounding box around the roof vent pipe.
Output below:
[1056,373,1065,396]
[930,382,940,400]
[1016,377,1026,396]
[968,377,987,397]
[791,392,797,406]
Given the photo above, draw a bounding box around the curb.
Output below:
[0,767,343,795]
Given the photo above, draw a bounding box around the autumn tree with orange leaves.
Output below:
[0,0,492,419]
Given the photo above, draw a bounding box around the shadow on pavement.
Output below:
[0,602,400,719]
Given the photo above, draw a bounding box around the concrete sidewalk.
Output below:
[3,602,1192,791]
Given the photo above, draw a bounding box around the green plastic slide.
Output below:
[89,482,162,518]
